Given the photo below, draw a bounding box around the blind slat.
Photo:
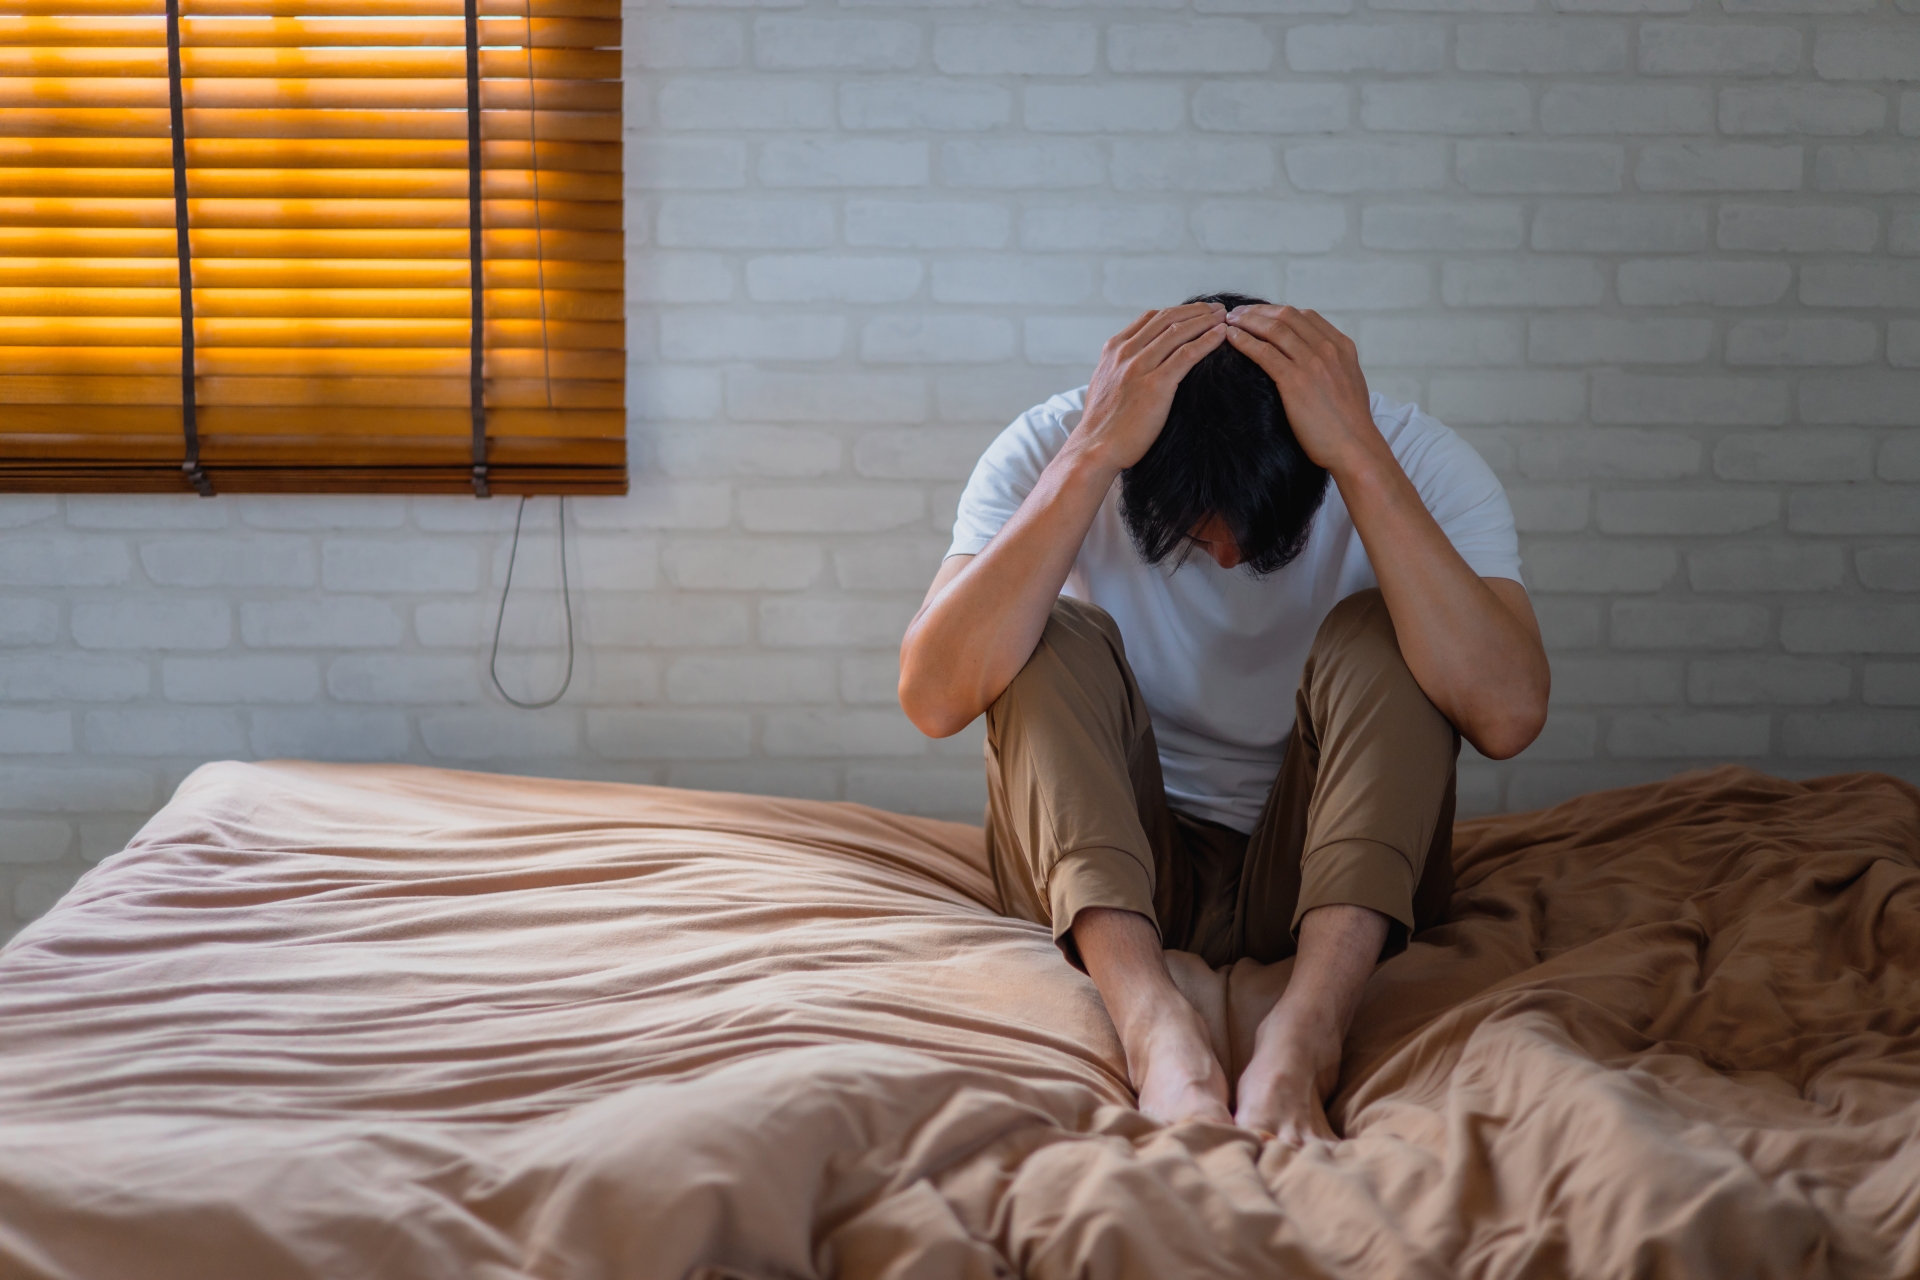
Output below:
[0,108,618,144]
[8,0,622,15]
[0,196,619,232]
[0,374,181,403]
[0,47,620,80]
[0,314,622,346]
[0,257,180,286]
[0,345,618,379]
[94,285,618,317]
[0,136,622,170]
[198,0,621,18]
[187,375,620,408]
[0,255,617,289]
[0,285,181,312]
[0,167,619,200]
[0,14,617,46]
[197,315,618,345]
[0,79,621,117]
[0,345,181,373]
[0,225,621,257]
[0,405,624,438]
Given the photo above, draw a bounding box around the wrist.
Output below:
[1056,428,1127,489]
[1323,429,1398,495]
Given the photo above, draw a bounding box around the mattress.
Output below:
[0,759,1916,1279]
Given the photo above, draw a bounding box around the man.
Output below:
[897,295,1550,1146]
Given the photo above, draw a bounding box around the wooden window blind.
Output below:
[0,0,625,494]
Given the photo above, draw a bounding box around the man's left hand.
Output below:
[1223,305,1378,477]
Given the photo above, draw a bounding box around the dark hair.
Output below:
[1120,292,1330,577]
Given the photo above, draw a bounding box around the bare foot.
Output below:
[1127,992,1233,1126]
[1233,1006,1341,1145]
[1072,908,1233,1127]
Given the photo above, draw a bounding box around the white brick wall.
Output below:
[3,4,1918,939]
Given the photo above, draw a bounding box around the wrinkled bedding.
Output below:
[1,760,1917,1279]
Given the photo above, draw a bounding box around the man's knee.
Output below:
[1300,588,1459,759]
[991,596,1128,715]
[1308,589,1417,685]
[1041,595,1124,654]
[1314,587,1391,645]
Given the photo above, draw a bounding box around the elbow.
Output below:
[1471,715,1542,762]
[1466,684,1550,762]
[897,652,980,741]
[900,689,973,741]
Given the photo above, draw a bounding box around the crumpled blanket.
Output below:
[0,760,1915,1279]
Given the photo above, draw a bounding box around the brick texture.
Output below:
[4,6,1918,934]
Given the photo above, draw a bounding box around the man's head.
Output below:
[1120,292,1330,577]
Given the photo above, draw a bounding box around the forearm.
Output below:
[902,302,1230,737]
[899,439,1120,737]
[1333,443,1549,759]
[1217,304,1546,758]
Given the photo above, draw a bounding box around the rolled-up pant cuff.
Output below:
[1049,845,1157,971]
[1291,837,1417,945]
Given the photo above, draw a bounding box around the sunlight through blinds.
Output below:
[0,0,625,494]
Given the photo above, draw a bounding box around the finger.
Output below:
[1224,323,1296,379]
[1140,310,1230,367]
[1248,307,1322,363]
[1294,308,1353,349]
[1148,301,1230,336]
[1223,301,1291,327]
[1223,321,1282,358]
[1116,307,1187,359]
[1226,304,1313,353]
[1157,321,1229,378]
[1125,301,1227,355]
[1275,308,1356,366]
[1105,309,1158,353]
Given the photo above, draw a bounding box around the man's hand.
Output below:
[898,303,1226,738]
[1225,301,1550,761]
[1075,302,1230,472]
[1223,305,1378,478]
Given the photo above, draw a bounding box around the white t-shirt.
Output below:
[947,386,1524,834]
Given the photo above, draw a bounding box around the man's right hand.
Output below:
[1072,302,1230,473]
[898,302,1226,738]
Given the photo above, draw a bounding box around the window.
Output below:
[0,0,624,494]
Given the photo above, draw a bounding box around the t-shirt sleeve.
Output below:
[1390,405,1526,587]
[946,388,1084,559]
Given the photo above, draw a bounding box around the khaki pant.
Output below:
[984,590,1458,970]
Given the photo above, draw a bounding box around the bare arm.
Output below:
[899,303,1229,738]
[1224,306,1549,760]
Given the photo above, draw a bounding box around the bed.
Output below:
[1,759,1916,1279]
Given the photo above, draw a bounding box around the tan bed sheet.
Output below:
[1,760,1917,1279]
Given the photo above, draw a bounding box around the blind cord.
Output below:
[489,495,574,710]
[463,0,488,497]
[164,0,212,498]
[525,14,555,408]
[487,29,566,710]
